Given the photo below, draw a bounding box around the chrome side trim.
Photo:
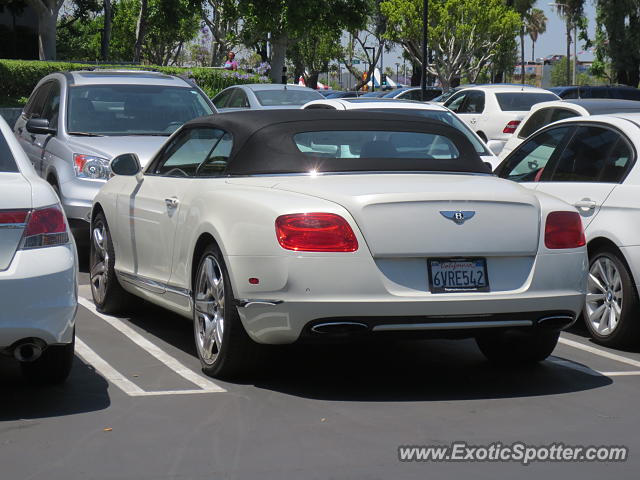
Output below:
[0,223,26,229]
[116,270,191,297]
[372,320,533,332]
[538,315,574,324]
[235,299,284,308]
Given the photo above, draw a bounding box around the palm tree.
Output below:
[513,0,536,84]
[526,8,547,62]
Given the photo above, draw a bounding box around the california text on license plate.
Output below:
[427,258,490,293]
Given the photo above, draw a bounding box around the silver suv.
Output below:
[14,70,215,234]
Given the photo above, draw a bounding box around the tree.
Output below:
[236,0,368,83]
[381,0,520,91]
[550,0,584,85]
[25,0,65,59]
[133,0,148,63]
[288,25,343,89]
[512,0,535,84]
[526,7,547,61]
[200,0,241,67]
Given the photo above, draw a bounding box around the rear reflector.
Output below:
[0,210,29,226]
[503,120,521,134]
[275,213,358,252]
[545,211,585,249]
[22,205,69,249]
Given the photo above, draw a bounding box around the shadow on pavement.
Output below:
[0,356,111,421]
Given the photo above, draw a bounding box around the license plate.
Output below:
[428,258,489,293]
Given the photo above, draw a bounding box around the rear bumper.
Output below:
[230,251,587,344]
[0,244,77,348]
[59,177,105,223]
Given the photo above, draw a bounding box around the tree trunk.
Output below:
[520,25,525,84]
[531,41,535,62]
[134,0,149,63]
[269,34,288,84]
[566,23,571,85]
[101,0,112,61]
[36,8,57,60]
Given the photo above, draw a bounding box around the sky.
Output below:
[381,1,597,71]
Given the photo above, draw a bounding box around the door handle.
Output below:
[574,199,597,210]
[164,197,179,209]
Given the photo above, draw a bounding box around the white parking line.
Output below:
[559,337,640,369]
[77,297,225,395]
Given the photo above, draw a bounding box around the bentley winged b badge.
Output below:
[440,210,476,225]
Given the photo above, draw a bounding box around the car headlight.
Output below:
[73,154,111,180]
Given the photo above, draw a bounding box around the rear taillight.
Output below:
[545,211,585,249]
[503,120,521,134]
[0,210,29,226]
[275,213,358,252]
[21,205,69,249]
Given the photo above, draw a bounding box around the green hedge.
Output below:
[0,59,270,105]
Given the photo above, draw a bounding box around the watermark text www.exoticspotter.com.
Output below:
[398,442,628,466]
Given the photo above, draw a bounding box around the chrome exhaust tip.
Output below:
[13,339,46,362]
[310,322,369,334]
[537,315,575,330]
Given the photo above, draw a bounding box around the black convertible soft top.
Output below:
[182,109,487,175]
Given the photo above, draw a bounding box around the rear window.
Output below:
[0,135,18,173]
[496,93,559,111]
[255,89,323,106]
[294,131,460,160]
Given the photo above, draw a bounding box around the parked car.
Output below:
[91,110,586,378]
[325,91,361,99]
[302,97,500,168]
[500,99,640,159]
[443,85,559,155]
[359,91,389,98]
[432,85,476,104]
[13,69,215,238]
[495,113,640,347]
[549,85,640,101]
[0,116,77,384]
[211,84,324,111]
[318,90,338,97]
[383,86,443,101]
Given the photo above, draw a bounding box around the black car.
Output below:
[549,85,640,101]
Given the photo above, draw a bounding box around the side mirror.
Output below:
[26,117,56,135]
[111,153,141,176]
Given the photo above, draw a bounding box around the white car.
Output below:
[443,85,559,155]
[302,98,500,168]
[499,99,640,160]
[496,113,640,347]
[91,110,586,378]
[211,84,324,112]
[0,116,77,384]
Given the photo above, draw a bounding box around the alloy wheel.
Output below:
[586,256,623,336]
[194,255,225,365]
[90,221,109,304]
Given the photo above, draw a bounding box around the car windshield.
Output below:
[254,89,323,106]
[0,135,18,173]
[365,108,490,155]
[66,84,213,136]
[495,92,558,111]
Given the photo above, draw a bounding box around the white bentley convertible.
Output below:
[91,110,587,378]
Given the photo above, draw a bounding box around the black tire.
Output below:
[90,212,136,314]
[21,332,75,385]
[584,247,640,348]
[192,244,259,379]
[476,329,560,364]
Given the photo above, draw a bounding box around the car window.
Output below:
[498,126,571,182]
[155,128,227,177]
[548,126,630,182]
[227,89,249,108]
[460,91,485,114]
[212,89,234,109]
[445,92,467,113]
[254,89,323,106]
[0,134,18,173]
[495,92,559,111]
[41,81,61,127]
[24,82,52,118]
[518,109,550,139]
[196,131,233,176]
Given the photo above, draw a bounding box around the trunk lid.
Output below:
[267,174,541,257]
[0,173,32,270]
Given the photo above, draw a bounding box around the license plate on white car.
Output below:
[428,258,489,293]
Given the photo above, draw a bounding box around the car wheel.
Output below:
[193,244,257,379]
[475,329,559,364]
[21,331,75,385]
[584,247,640,347]
[90,212,135,314]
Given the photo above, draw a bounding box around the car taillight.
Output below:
[21,205,69,249]
[503,120,521,134]
[275,213,358,252]
[0,210,29,226]
[545,211,585,249]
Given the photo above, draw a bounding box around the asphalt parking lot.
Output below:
[2,263,640,479]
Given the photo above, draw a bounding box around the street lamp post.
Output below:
[421,0,429,100]
[395,62,400,84]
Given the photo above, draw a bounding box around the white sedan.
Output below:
[301,98,500,168]
[91,110,587,378]
[0,116,77,384]
[496,113,640,347]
